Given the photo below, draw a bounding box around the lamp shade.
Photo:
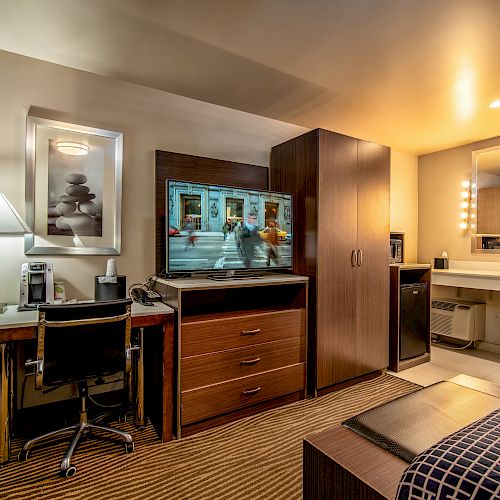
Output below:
[0,192,31,234]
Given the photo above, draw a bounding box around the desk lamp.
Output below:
[0,192,31,312]
[0,192,30,235]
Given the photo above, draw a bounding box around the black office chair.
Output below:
[18,299,135,477]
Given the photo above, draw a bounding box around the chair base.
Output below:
[18,382,133,477]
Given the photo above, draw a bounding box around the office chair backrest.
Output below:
[36,299,132,388]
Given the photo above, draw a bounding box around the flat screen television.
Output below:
[167,179,293,274]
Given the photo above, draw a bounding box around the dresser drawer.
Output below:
[181,337,305,391]
[181,363,305,425]
[181,308,305,357]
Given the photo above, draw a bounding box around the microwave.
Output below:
[390,239,403,263]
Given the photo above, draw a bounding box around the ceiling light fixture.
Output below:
[489,100,500,109]
[56,142,89,156]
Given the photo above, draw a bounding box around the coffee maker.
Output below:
[19,262,54,310]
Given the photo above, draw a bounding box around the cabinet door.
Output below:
[316,131,358,389]
[356,140,390,374]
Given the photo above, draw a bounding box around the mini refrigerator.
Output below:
[400,283,428,360]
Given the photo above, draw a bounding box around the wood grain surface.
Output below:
[181,308,305,357]
[181,363,306,425]
[181,336,305,391]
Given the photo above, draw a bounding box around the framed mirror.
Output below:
[471,145,500,253]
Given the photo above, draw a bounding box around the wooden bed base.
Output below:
[303,375,500,500]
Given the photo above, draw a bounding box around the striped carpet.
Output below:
[1,373,419,499]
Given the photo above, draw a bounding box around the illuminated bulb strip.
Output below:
[460,179,472,231]
[489,100,500,109]
[56,142,89,156]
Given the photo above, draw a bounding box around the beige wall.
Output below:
[0,50,419,305]
[419,137,500,350]
[0,50,308,303]
[390,149,418,262]
[418,136,500,264]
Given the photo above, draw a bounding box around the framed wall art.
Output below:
[24,110,123,255]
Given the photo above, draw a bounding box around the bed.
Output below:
[303,375,500,499]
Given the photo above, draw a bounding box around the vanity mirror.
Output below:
[471,145,500,252]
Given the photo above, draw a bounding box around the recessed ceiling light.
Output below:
[489,100,500,109]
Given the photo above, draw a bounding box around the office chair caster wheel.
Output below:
[61,466,77,478]
[18,449,30,461]
[124,442,134,453]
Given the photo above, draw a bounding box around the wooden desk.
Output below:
[0,302,174,464]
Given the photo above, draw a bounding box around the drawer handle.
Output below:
[241,328,261,336]
[240,357,261,366]
[242,387,261,396]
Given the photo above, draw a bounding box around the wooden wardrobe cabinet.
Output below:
[271,129,390,393]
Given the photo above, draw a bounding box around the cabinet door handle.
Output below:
[242,386,261,396]
[357,249,363,266]
[240,357,261,365]
[241,328,260,336]
[351,249,357,267]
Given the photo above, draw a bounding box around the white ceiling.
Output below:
[0,0,499,155]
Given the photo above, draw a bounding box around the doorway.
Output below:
[265,202,279,228]
[226,198,243,227]
[181,195,202,230]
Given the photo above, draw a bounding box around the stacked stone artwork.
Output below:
[54,173,101,236]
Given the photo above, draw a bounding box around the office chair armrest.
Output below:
[25,358,44,387]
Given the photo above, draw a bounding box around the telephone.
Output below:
[130,287,162,304]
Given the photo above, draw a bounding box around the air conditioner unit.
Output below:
[431,299,485,341]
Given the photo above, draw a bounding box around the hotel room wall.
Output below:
[390,149,418,262]
[419,136,500,350]
[0,49,418,303]
[418,136,500,264]
[0,49,309,302]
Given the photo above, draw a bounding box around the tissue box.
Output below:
[0,303,7,314]
[434,257,449,269]
[94,275,126,301]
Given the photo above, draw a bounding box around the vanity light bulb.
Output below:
[471,223,477,229]
[461,191,469,199]
[471,193,477,199]
[460,212,468,219]
[471,203,477,209]
[461,180,470,188]
[460,201,469,209]
[471,213,477,219]
[459,222,468,230]
[472,183,477,189]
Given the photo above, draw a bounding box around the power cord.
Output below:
[88,393,122,409]
[433,335,475,350]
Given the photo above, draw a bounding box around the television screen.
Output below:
[167,180,292,273]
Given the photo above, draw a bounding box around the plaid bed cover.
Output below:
[396,408,500,499]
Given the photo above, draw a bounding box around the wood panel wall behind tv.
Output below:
[155,150,269,274]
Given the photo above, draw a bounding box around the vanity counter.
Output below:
[432,268,500,291]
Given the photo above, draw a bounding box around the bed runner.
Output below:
[342,380,499,462]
